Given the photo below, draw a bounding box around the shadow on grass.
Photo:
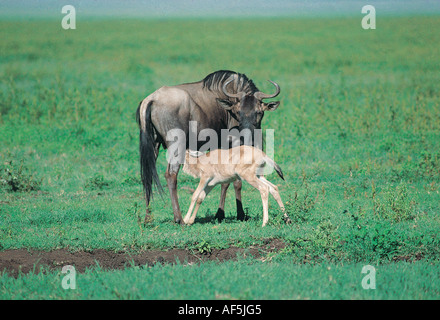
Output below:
[193,210,252,225]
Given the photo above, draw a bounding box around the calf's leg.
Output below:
[242,176,270,227]
[258,176,291,224]
[187,185,214,225]
[259,186,270,227]
[184,178,208,225]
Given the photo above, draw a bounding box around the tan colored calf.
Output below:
[182,145,291,227]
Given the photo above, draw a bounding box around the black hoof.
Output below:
[215,208,225,222]
[236,200,245,221]
[238,207,249,222]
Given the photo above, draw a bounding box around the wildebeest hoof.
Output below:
[237,214,245,221]
[215,208,225,222]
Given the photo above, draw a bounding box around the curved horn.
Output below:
[222,78,242,99]
[254,80,280,100]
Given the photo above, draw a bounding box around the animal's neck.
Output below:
[226,111,240,130]
[183,154,200,178]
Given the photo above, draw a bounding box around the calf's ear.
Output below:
[216,98,234,111]
[263,101,280,111]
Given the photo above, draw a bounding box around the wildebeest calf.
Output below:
[182,145,291,226]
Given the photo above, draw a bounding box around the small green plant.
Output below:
[312,220,338,251]
[284,176,319,223]
[122,175,140,186]
[374,182,417,222]
[127,202,144,232]
[84,173,111,190]
[370,222,400,259]
[0,160,41,192]
[196,240,212,254]
[343,214,401,261]
[418,151,440,178]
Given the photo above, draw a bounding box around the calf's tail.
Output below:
[264,156,285,181]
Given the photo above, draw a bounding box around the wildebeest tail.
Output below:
[136,100,164,205]
[264,156,285,181]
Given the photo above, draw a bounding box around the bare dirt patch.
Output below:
[0,239,286,276]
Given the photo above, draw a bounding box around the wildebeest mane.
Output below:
[202,70,259,95]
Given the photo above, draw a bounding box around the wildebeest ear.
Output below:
[264,101,280,111]
[216,98,234,111]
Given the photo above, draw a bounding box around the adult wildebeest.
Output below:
[136,70,281,224]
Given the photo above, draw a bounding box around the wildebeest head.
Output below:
[216,78,280,139]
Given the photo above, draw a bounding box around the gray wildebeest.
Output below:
[136,70,281,225]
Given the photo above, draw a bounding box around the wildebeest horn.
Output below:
[222,78,243,99]
[254,80,280,100]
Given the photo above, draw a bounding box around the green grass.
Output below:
[1,16,440,299]
[2,259,439,299]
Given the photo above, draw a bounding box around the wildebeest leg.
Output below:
[165,163,184,224]
[233,180,245,221]
[215,183,229,222]
[144,142,161,225]
[215,181,245,222]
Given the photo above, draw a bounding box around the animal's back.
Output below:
[237,145,266,164]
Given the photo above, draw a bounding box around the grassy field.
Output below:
[1,15,440,299]
[2,259,439,299]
